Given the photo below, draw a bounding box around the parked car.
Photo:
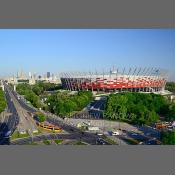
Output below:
[112,131,120,136]
[96,133,103,136]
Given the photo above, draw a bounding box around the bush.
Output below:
[161,131,175,145]
[35,112,46,122]
[166,82,175,92]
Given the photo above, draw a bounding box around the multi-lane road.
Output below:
[0,83,19,144]
[4,83,38,134]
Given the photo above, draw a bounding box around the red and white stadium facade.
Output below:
[60,68,168,92]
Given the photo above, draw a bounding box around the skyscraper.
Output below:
[47,72,51,79]
[38,75,42,79]
[29,72,32,79]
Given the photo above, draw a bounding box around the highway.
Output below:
[0,83,19,144]
[4,83,38,136]
[90,99,106,111]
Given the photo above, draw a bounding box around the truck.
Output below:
[155,123,167,130]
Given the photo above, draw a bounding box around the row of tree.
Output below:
[165,82,175,92]
[104,92,175,125]
[0,88,6,113]
[16,84,43,109]
[32,82,61,96]
[47,91,93,116]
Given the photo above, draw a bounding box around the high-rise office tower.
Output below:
[29,72,32,79]
[47,72,51,79]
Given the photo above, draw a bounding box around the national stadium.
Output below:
[60,67,168,93]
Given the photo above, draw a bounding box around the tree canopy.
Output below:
[32,82,61,95]
[47,91,93,116]
[16,84,43,108]
[161,130,175,145]
[166,82,175,92]
[104,92,173,125]
[35,112,46,123]
[0,88,6,113]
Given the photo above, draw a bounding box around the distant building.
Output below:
[38,75,42,79]
[29,72,32,79]
[47,72,51,79]
[51,73,54,80]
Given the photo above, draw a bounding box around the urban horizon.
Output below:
[0,29,175,80]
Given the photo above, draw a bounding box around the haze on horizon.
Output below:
[0,29,175,81]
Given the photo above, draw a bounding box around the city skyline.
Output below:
[0,29,175,80]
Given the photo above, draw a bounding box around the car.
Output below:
[131,132,138,136]
[100,141,106,145]
[96,138,106,145]
[122,129,127,132]
[96,133,103,136]
[139,142,143,145]
[112,131,120,136]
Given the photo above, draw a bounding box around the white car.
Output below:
[97,133,103,136]
[131,133,138,136]
[139,142,143,145]
[112,131,120,136]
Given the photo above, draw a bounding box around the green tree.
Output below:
[165,82,175,92]
[46,90,93,117]
[104,92,169,125]
[36,112,46,122]
[0,88,7,113]
[161,131,175,145]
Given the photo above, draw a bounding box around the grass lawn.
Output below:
[43,140,51,145]
[54,139,63,145]
[74,141,87,145]
[11,131,30,140]
[26,142,38,145]
[122,138,139,145]
[101,135,118,145]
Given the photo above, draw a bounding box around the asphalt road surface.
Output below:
[11,132,109,145]
[0,83,19,144]
[5,83,38,135]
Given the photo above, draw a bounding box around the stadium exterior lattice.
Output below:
[60,67,168,93]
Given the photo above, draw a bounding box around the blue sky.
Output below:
[0,29,175,80]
